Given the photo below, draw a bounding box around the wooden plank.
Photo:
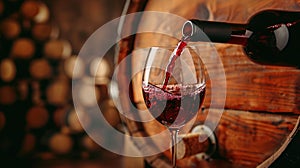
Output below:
[196,109,299,167]
[207,0,300,23]
[131,42,300,113]
[203,44,300,113]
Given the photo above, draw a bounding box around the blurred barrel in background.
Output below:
[0,0,125,166]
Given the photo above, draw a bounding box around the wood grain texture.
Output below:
[198,109,298,167]
[177,133,210,159]
[207,0,300,23]
[125,102,298,167]
[116,0,300,167]
[131,0,300,114]
[204,44,300,113]
[131,44,300,113]
[128,106,298,167]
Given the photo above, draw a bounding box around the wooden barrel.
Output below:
[31,22,59,41]
[10,38,36,59]
[46,132,74,155]
[116,0,300,167]
[46,77,70,106]
[53,106,91,134]
[26,105,49,129]
[20,0,49,23]
[29,58,53,80]
[0,18,21,39]
[0,58,16,82]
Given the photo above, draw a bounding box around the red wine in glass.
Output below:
[162,37,189,90]
[142,37,205,167]
[142,82,206,129]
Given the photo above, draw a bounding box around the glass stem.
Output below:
[170,129,179,168]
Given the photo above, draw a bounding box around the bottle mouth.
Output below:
[182,20,194,38]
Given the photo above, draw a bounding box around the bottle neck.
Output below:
[182,20,248,46]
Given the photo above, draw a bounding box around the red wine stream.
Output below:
[162,38,189,90]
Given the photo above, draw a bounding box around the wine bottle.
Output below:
[182,10,300,67]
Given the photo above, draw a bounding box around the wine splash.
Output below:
[162,37,189,90]
[142,82,206,129]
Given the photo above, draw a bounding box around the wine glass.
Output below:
[141,45,206,167]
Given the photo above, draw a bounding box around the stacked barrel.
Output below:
[0,0,121,161]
